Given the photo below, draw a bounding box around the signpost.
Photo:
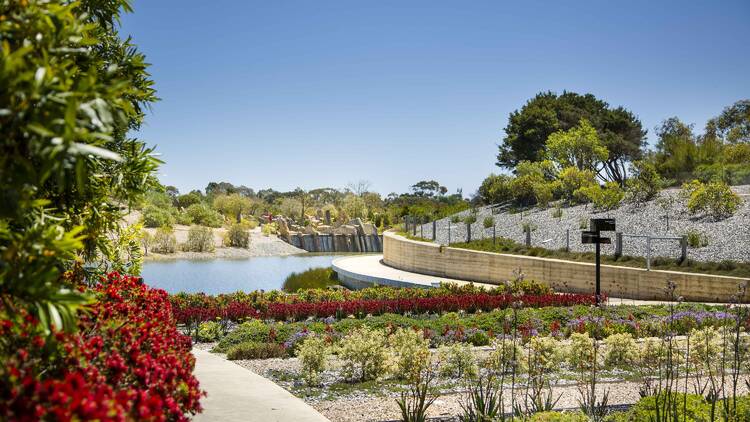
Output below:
[582,218,616,305]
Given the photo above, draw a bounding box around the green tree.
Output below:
[497,91,645,185]
[653,117,699,182]
[213,193,254,223]
[705,99,750,144]
[0,0,160,332]
[545,119,609,173]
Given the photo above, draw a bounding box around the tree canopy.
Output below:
[497,91,646,185]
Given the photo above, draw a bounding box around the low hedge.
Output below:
[226,341,287,360]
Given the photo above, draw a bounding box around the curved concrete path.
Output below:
[192,348,329,422]
[332,254,497,289]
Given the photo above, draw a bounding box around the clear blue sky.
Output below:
[121,0,749,196]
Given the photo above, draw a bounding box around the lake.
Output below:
[141,254,339,294]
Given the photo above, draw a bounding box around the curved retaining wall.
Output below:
[383,231,749,303]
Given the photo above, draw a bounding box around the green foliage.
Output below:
[530,411,589,422]
[437,343,478,379]
[141,205,175,228]
[185,203,223,227]
[558,167,597,203]
[681,180,742,220]
[483,217,494,229]
[282,267,339,292]
[545,119,609,172]
[567,332,596,371]
[197,321,224,342]
[339,327,389,382]
[296,335,329,386]
[182,225,215,252]
[388,328,431,381]
[226,341,286,360]
[0,0,160,332]
[151,227,177,254]
[605,394,750,422]
[685,230,709,248]
[603,333,638,368]
[396,366,439,422]
[213,194,255,223]
[225,223,250,248]
[497,91,645,186]
[214,320,272,352]
[478,174,514,205]
[343,194,368,220]
[551,206,563,219]
[463,214,477,225]
[626,160,664,203]
[578,182,624,211]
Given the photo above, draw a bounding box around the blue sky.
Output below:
[121,0,750,196]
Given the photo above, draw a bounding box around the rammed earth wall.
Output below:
[383,231,749,303]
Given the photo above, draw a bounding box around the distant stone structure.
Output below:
[281,218,382,253]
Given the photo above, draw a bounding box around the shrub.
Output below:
[511,174,542,206]
[682,180,742,220]
[534,181,557,208]
[197,321,224,342]
[226,341,286,360]
[388,328,431,381]
[606,393,750,422]
[483,217,494,229]
[214,320,271,352]
[567,332,596,371]
[478,174,514,204]
[142,204,175,228]
[175,211,194,225]
[451,215,461,224]
[182,225,215,252]
[225,223,250,248]
[578,182,624,211]
[282,267,339,292]
[152,226,177,254]
[296,335,329,386]
[626,160,664,203]
[530,411,589,422]
[0,274,203,420]
[465,329,491,346]
[603,333,638,368]
[261,222,278,236]
[339,327,389,382]
[438,343,478,379]
[463,214,478,225]
[527,336,563,375]
[685,229,709,248]
[638,337,667,371]
[558,167,597,203]
[486,338,525,374]
[186,203,224,227]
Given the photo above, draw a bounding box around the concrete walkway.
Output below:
[332,254,497,289]
[192,348,329,422]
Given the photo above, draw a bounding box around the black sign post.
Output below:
[582,219,616,305]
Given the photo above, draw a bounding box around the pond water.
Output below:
[141,254,340,294]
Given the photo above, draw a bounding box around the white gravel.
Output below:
[417,186,750,263]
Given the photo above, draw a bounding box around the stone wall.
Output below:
[383,231,749,303]
[287,233,383,253]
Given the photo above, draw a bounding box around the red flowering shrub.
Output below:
[172,292,599,325]
[0,273,203,421]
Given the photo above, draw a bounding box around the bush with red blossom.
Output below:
[172,291,600,327]
[0,273,203,421]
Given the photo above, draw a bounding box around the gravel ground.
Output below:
[227,351,749,422]
[417,186,750,263]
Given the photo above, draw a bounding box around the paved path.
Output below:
[192,348,329,422]
[332,254,498,289]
